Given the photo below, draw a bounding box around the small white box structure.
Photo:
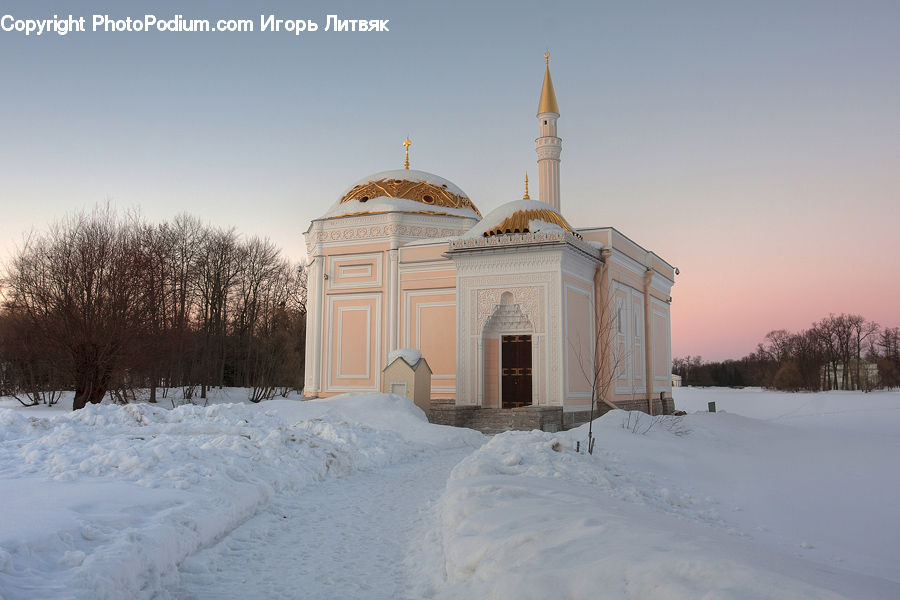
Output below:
[382,349,433,413]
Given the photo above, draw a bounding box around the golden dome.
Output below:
[474,200,582,239]
[326,169,482,219]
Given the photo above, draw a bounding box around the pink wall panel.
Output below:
[327,295,380,392]
[565,288,592,396]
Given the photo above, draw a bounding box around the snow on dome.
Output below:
[387,348,422,367]
[322,169,482,220]
[462,199,582,239]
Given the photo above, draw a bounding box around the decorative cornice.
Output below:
[448,230,600,262]
[305,212,475,256]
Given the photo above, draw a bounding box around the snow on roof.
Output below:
[321,169,481,220]
[462,199,576,238]
[386,348,423,368]
[345,169,467,198]
[527,219,567,235]
[323,197,479,220]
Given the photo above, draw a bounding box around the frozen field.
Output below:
[0,387,898,599]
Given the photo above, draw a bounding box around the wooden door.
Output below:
[501,335,532,408]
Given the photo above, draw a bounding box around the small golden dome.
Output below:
[475,200,582,239]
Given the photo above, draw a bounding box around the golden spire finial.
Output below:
[403,137,411,170]
[523,172,530,199]
[538,52,560,115]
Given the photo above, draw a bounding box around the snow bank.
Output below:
[0,394,481,600]
[675,386,900,435]
[268,393,482,448]
[435,405,900,599]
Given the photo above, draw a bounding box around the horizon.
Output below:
[2,0,898,361]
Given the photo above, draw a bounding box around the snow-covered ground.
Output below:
[436,387,900,599]
[1,387,898,599]
[0,392,481,599]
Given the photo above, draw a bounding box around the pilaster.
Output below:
[305,255,325,396]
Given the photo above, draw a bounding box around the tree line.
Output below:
[674,314,900,391]
[0,207,307,409]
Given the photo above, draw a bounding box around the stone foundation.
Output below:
[428,399,478,428]
[562,394,676,429]
[429,401,562,435]
[612,394,675,417]
[428,394,675,435]
[429,393,675,434]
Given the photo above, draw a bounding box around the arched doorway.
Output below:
[483,293,534,408]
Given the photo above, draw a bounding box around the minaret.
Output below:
[536,52,561,210]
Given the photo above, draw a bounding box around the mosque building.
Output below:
[303,56,675,429]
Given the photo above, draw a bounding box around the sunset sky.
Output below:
[1,0,898,360]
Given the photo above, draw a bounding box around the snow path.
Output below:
[162,447,470,600]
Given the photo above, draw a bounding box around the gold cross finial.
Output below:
[403,137,411,170]
[545,51,550,66]
[523,172,530,199]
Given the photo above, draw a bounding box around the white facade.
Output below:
[303,58,675,415]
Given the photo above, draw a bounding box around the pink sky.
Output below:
[665,198,900,360]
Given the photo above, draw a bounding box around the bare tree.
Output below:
[876,327,900,389]
[848,315,879,391]
[0,310,66,405]
[246,258,307,402]
[814,316,842,390]
[2,205,313,408]
[1,206,151,409]
[232,236,282,388]
[195,227,241,397]
[570,292,626,454]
